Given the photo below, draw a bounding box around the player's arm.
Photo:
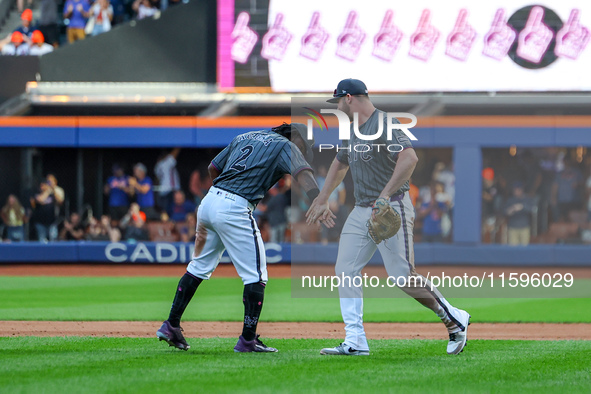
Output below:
[208,146,231,181]
[306,157,349,225]
[378,148,418,200]
[296,169,336,228]
[208,163,221,181]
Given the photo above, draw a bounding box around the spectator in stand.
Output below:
[266,177,290,243]
[46,174,64,208]
[1,32,29,56]
[168,190,196,222]
[1,195,26,242]
[86,215,121,241]
[63,0,91,43]
[189,168,212,207]
[121,203,149,241]
[29,30,54,56]
[552,159,583,222]
[104,164,132,223]
[179,212,196,243]
[132,0,159,20]
[38,0,60,47]
[482,167,500,239]
[433,162,455,207]
[89,0,114,36]
[418,182,448,243]
[504,182,534,246]
[120,202,146,228]
[14,9,36,42]
[155,148,181,212]
[0,9,35,51]
[30,181,58,241]
[129,163,159,220]
[59,212,85,241]
[86,216,109,240]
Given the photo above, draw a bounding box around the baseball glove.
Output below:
[367,198,401,244]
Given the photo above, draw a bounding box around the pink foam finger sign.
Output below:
[372,9,404,62]
[231,12,259,64]
[483,8,517,60]
[336,10,366,61]
[261,13,293,61]
[409,9,440,61]
[445,9,477,61]
[555,9,590,60]
[517,6,554,63]
[300,11,330,61]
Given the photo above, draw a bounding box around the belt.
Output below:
[358,192,405,208]
[210,186,255,211]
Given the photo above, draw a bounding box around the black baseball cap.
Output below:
[327,78,369,103]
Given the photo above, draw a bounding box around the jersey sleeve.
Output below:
[336,140,349,164]
[382,116,413,159]
[278,142,312,177]
[389,117,413,149]
[211,146,231,171]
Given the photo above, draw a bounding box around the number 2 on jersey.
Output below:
[229,145,254,171]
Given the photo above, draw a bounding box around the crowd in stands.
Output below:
[481,147,591,245]
[2,147,590,245]
[0,0,181,56]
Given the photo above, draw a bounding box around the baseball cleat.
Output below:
[320,343,370,356]
[447,309,471,355]
[157,320,190,351]
[234,335,278,353]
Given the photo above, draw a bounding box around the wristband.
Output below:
[306,188,320,202]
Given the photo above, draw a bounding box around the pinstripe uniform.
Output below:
[334,110,466,352]
[187,130,311,285]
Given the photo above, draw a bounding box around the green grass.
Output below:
[0,337,589,393]
[1,277,590,322]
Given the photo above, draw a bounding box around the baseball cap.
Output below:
[31,30,44,44]
[482,167,495,181]
[11,31,24,44]
[327,78,369,103]
[21,9,33,22]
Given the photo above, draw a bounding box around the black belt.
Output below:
[358,192,405,208]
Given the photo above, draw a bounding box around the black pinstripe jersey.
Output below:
[211,130,312,204]
[336,110,413,206]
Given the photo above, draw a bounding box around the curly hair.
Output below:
[271,122,292,139]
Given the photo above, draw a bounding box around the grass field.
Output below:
[1,276,591,322]
[1,337,590,393]
[1,275,590,393]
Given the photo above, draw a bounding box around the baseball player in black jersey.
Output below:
[307,79,470,355]
[157,123,332,353]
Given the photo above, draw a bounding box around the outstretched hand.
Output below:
[306,197,336,228]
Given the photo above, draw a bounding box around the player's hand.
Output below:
[306,197,336,228]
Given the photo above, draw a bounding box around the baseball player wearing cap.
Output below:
[307,79,470,356]
[157,123,329,353]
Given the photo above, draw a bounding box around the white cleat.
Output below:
[447,309,471,355]
[320,343,370,356]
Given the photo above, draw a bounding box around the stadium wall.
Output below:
[1,115,590,265]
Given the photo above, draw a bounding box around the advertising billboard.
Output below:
[218,0,590,92]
